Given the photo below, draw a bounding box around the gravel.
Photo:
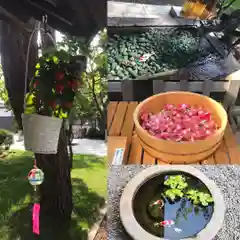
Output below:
[108,165,240,240]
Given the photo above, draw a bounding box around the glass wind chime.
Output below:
[28,159,44,235]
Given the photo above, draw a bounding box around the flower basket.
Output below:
[22,50,83,154]
[133,91,228,163]
[22,113,62,154]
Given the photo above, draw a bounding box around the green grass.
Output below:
[228,0,240,10]
[232,0,240,8]
[0,150,107,240]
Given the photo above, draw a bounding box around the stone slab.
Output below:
[108,1,197,26]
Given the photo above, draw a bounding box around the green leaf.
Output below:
[25,93,35,105]
[59,109,68,119]
[52,56,59,63]
[24,106,36,114]
[35,70,39,77]
[165,189,176,200]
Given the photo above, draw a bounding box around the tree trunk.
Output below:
[1,20,73,226]
[36,26,73,223]
[0,20,38,129]
[36,127,73,221]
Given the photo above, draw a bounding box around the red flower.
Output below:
[49,101,57,109]
[56,84,64,94]
[68,80,78,91]
[56,72,65,81]
[33,80,39,89]
[63,102,73,108]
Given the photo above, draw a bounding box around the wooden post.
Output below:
[223,70,240,110]
[122,81,134,101]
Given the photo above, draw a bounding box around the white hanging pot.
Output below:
[22,113,63,154]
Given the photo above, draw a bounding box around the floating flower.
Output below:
[140,104,218,142]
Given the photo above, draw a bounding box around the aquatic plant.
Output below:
[164,175,188,189]
[186,190,214,206]
[163,174,213,207]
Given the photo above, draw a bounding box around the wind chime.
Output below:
[27,159,44,235]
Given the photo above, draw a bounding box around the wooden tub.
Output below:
[133,91,228,163]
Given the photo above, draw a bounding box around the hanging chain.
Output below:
[34,159,37,168]
[42,14,48,33]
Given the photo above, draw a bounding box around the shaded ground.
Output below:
[0,150,107,240]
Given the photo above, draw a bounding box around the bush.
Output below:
[0,129,13,150]
[86,128,105,140]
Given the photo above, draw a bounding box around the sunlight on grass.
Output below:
[230,0,240,9]
[71,154,107,198]
[9,194,31,214]
[0,150,107,239]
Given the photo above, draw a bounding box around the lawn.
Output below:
[230,0,240,9]
[0,150,107,240]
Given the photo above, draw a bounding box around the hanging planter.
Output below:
[22,50,82,154]
[22,113,63,154]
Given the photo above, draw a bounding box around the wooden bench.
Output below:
[107,101,240,165]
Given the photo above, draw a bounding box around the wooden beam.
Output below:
[28,0,72,26]
[0,6,33,32]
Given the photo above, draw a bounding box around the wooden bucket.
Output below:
[133,91,228,164]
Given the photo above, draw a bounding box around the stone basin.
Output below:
[120,165,225,240]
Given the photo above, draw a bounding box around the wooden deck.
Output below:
[107,101,240,165]
[93,217,107,240]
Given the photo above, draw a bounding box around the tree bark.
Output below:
[36,127,73,222]
[36,25,73,223]
[0,19,38,129]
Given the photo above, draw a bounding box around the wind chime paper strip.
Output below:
[112,148,124,165]
[32,203,40,235]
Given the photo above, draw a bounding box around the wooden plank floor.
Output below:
[93,217,107,240]
[107,101,240,164]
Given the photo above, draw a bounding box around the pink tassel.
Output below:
[32,203,40,235]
